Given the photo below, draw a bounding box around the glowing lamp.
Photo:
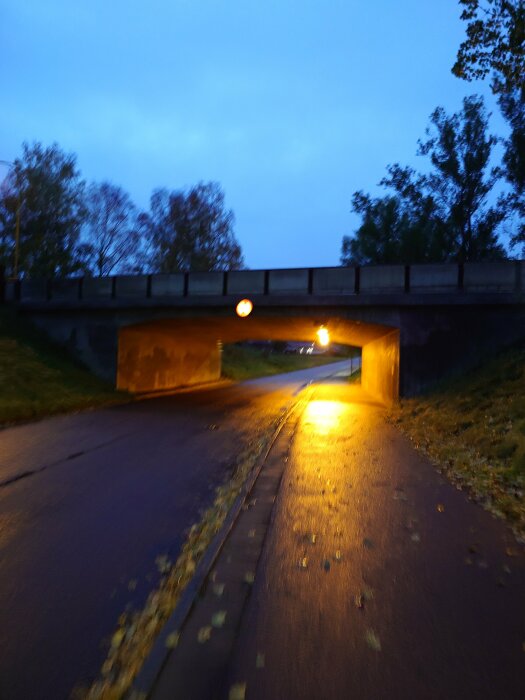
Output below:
[236,298,253,318]
[317,326,330,347]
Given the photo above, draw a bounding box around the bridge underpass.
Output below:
[117,315,400,405]
[7,261,524,407]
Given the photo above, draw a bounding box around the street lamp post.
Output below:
[0,159,21,279]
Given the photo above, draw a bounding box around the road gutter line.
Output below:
[127,387,314,699]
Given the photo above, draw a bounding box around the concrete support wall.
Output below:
[30,313,119,383]
[399,305,525,396]
[117,326,221,393]
[361,330,400,406]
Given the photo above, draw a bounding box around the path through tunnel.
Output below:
[117,315,400,405]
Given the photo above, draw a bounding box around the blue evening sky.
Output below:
[0,0,505,269]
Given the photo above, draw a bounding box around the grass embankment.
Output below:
[0,309,127,426]
[390,341,525,540]
[221,343,345,381]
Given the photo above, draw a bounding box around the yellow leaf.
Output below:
[229,682,247,700]
[197,626,212,643]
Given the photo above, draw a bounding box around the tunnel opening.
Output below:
[116,314,399,405]
[220,339,362,384]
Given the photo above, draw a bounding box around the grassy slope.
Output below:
[221,343,345,381]
[0,309,127,425]
[390,341,525,539]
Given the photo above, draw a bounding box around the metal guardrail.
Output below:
[2,261,524,303]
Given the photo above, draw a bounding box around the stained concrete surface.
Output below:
[0,361,349,700]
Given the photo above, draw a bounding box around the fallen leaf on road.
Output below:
[185,559,196,575]
[411,533,421,543]
[248,529,256,538]
[211,610,227,628]
[365,629,381,651]
[298,557,308,570]
[229,683,246,700]
[363,587,374,601]
[354,593,365,609]
[256,652,265,668]
[437,504,445,512]
[244,571,255,584]
[197,626,212,643]
[213,583,225,597]
[155,555,171,574]
[309,533,317,544]
[111,629,125,649]
[335,550,342,561]
[165,632,180,649]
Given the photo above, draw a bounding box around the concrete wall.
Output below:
[83,277,113,299]
[312,267,355,294]
[187,272,224,295]
[410,264,457,293]
[464,261,518,292]
[227,270,265,295]
[398,304,525,396]
[6,260,524,304]
[268,269,309,293]
[360,265,405,294]
[115,275,149,298]
[29,312,119,383]
[361,330,400,406]
[151,274,184,297]
[117,325,221,393]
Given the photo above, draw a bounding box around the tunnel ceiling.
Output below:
[121,315,398,347]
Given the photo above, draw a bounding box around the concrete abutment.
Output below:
[117,325,221,393]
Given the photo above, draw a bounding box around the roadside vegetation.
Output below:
[390,341,525,541]
[221,343,349,381]
[0,309,127,426]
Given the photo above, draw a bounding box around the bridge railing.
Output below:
[2,261,524,303]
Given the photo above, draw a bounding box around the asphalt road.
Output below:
[0,361,349,700]
[222,381,525,700]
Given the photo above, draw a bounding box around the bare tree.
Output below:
[83,181,141,275]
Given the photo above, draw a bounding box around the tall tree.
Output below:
[0,176,18,276]
[145,181,244,272]
[0,142,86,277]
[82,182,141,275]
[452,0,524,94]
[341,194,412,265]
[417,95,505,261]
[341,97,506,265]
[453,1,524,253]
[499,90,525,253]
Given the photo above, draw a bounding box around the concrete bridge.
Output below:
[4,261,525,405]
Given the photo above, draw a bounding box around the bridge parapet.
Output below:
[3,260,524,305]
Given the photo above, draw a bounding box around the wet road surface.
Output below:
[221,381,525,699]
[0,361,348,700]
